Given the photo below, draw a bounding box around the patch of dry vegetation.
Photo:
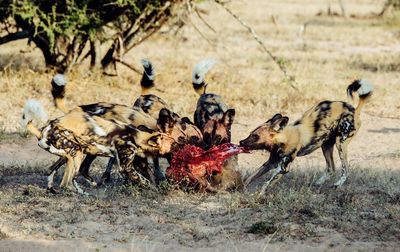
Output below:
[0,162,399,247]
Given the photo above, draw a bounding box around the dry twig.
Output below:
[214,0,299,91]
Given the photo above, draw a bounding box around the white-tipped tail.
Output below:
[346,79,373,114]
[357,79,373,96]
[192,58,217,85]
[140,59,155,81]
[347,79,373,99]
[21,99,48,127]
[52,74,67,87]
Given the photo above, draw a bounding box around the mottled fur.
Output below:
[192,60,235,150]
[192,59,239,190]
[22,101,174,193]
[48,60,203,187]
[240,80,373,195]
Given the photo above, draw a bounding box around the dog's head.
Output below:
[109,125,175,156]
[202,109,235,150]
[240,113,289,151]
[157,108,203,150]
[135,125,176,155]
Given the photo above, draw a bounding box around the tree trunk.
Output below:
[90,39,101,69]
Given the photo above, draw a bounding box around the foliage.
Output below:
[0,0,191,72]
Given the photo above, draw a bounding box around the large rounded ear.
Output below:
[157,108,176,132]
[271,116,289,132]
[181,117,193,125]
[147,134,161,147]
[222,109,235,127]
[266,113,282,124]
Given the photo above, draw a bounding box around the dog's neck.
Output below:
[274,126,301,155]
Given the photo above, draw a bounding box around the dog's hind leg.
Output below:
[334,140,350,187]
[316,142,335,185]
[60,155,75,189]
[71,152,88,195]
[47,157,66,192]
[98,157,115,186]
[79,154,97,187]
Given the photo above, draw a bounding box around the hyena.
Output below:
[192,59,240,190]
[48,60,203,187]
[240,80,373,195]
[22,100,175,194]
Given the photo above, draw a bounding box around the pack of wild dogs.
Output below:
[22,59,373,196]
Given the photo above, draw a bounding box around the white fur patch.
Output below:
[49,145,66,155]
[94,143,112,155]
[358,79,373,96]
[52,74,67,86]
[192,58,217,85]
[86,116,107,136]
[38,125,51,149]
[93,125,107,136]
[140,59,155,80]
[21,99,48,127]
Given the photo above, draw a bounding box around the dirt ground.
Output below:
[1,0,400,251]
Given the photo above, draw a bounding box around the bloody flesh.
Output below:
[166,143,248,190]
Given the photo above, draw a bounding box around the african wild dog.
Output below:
[240,80,373,195]
[192,59,235,150]
[22,100,175,194]
[133,59,169,119]
[192,59,240,190]
[48,60,203,188]
[45,101,203,190]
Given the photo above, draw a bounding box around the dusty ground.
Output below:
[0,0,400,251]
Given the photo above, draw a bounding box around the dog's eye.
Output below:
[214,135,222,144]
[190,136,199,142]
[250,134,259,142]
[178,136,185,143]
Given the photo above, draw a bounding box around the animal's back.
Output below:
[295,100,356,156]
[195,93,228,129]
[133,94,168,119]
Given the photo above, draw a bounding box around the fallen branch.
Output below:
[114,58,141,74]
[0,30,30,45]
[214,0,299,91]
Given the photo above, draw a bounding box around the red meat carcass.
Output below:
[166,143,248,191]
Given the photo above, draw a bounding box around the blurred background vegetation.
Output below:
[0,0,193,73]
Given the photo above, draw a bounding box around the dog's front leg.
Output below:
[259,154,294,196]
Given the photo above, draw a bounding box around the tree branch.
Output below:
[0,30,30,45]
[214,0,299,91]
[114,58,141,74]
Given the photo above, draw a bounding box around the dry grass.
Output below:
[1,0,399,250]
[0,162,399,247]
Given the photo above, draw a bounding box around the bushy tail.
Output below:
[51,74,68,113]
[140,59,155,95]
[192,58,217,95]
[21,99,48,138]
[347,79,373,115]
